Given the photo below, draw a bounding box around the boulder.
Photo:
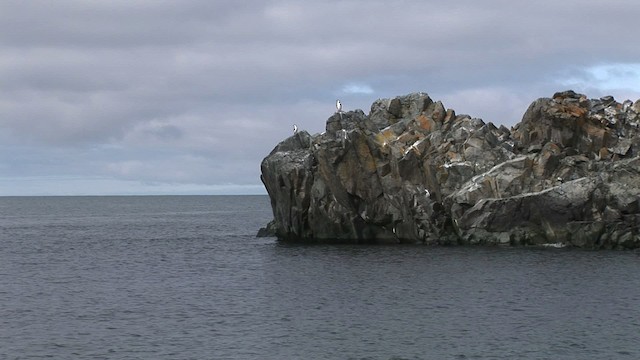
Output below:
[259,91,640,249]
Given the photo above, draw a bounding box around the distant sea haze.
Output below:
[1,195,639,359]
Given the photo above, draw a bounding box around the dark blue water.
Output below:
[1,195,639,359]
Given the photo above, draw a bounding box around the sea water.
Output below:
[1,195,639,359]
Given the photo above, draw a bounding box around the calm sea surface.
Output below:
[1,195,639,359]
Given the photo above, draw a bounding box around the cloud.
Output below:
[3,0,640,194]
[440,87,535,126]
[342,83,374,95]
[559,63,640,96]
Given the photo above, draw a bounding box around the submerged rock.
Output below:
[259,91,640,249]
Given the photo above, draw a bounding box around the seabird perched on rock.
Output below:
[293,124,298,134]
[336,99,342,113]
[391,225,400,243]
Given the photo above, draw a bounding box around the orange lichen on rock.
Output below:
[415,114,436,132]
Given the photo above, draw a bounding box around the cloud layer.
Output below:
[2,0,640,195]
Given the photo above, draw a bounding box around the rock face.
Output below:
[259,90,640,249]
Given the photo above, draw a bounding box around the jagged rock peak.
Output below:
[259,91,640,249]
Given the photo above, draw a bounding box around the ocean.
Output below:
[1,195,639,359]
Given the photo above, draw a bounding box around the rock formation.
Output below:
[259,90,640,249]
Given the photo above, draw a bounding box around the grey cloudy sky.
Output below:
[2,0,640,195]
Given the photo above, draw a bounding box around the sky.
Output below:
[2,0,640,196]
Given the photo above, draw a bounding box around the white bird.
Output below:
[336,99,342,113]
[293,124,298,134]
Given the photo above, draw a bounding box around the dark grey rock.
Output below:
[600,95,615,104]
[259,91,640,249]
[256,220,277,237]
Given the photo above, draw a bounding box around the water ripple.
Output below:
[1,196,639,359]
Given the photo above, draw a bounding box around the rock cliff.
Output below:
[259,90,640,249]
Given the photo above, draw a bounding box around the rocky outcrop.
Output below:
[259,90,640,249]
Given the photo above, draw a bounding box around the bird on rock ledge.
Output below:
[336,99,342,113]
